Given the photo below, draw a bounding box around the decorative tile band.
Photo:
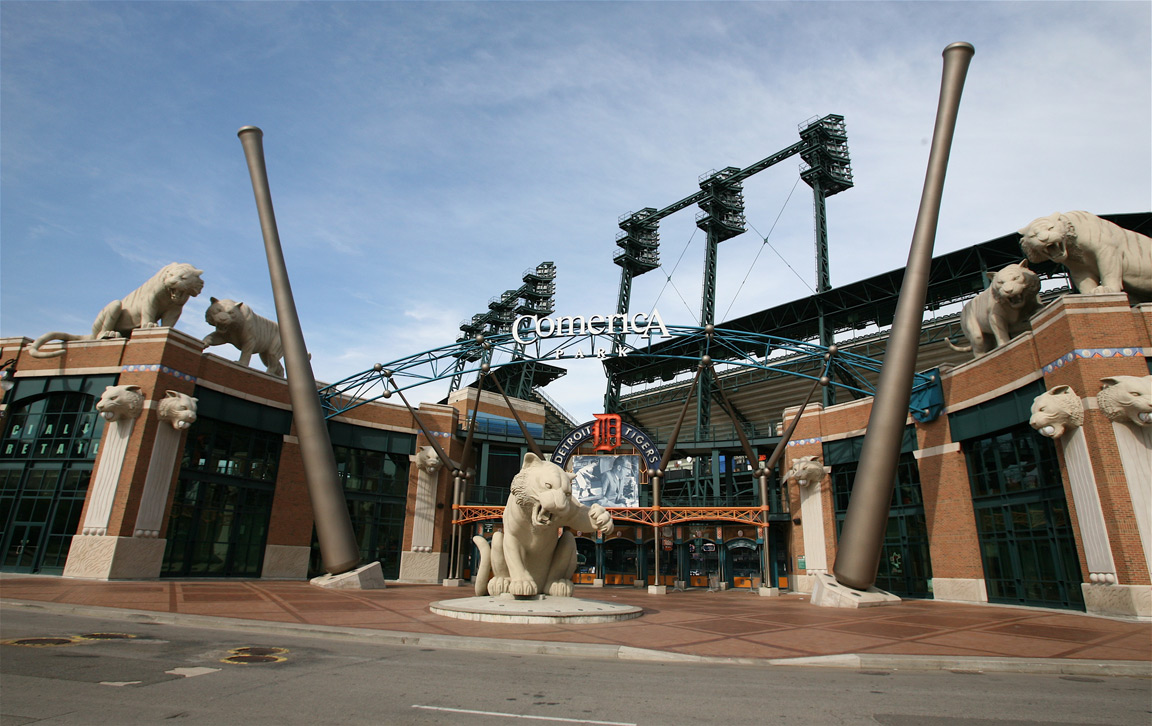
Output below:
[122,364,197,383]
[787,437,822,447]
[1042,348,1145,375]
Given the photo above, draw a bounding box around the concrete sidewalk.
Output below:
[2,576,1148,676]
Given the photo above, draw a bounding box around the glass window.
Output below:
[963,422,1082,610]
[0,384,105,574]
[182,420,281,482]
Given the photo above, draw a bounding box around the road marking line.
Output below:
[100,681,142,687]
[412,705,636,725]
[165,667,220,678]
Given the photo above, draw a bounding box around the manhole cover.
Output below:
[222,654,285,665]
[78,633,137,641]
[230,646,287,656]
[3,637,77,647]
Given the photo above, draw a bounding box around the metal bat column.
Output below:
[832,43,974,592]
[238,126,361,576]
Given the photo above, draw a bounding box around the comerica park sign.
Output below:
[512,309,672,345]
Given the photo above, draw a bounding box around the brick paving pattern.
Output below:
[2,577,1148,663]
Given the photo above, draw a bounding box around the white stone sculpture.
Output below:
[1029,385,1084,439]
[472,453,614,598]
[202,298,286,377]
[415,445,442,474]
[947,261,1043,356]
[1019,211,1152,303]
[29,263,205,358]
[1097,375,1152,427]
[95,385,145,422]
[156,391,198,430]
[785,455,825,487]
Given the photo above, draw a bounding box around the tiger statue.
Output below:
[948,261,1043,356]
[202,298,286,377]
[1029,385,1084,439]
[472,453,613,598]
[1018,211,1152,303]
[157,390,198,430]
[95,385,145,422]
[30,263,204,358]
[1097,375,1152,428]
[785,455,826,488]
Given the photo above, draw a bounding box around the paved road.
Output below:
[2,608,1149,726]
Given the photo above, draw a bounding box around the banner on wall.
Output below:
[551,417,662,472]
[571,454,640,508]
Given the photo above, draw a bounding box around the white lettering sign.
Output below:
[512,309,670,344]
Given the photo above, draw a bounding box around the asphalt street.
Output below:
[2,607,1149,726]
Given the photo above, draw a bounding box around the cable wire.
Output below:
[721,176,811,321]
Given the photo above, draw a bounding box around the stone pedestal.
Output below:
[931,577,988,603]
[758,586,780,597]
[674,580,687,590]
[310,561,386,590]
[809,572,901,609]
[791,574,817,593]
[430,594,643,624]
[647,585,668,595]
[1082,583,1151,620]
[442,578,468,587]
[592,578,605,588]
[63,535,166,580]
[261,544,310,579]
[398,550,449,583]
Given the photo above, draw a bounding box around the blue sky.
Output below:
[3,1,1149,422]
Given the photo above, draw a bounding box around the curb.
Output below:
[3,599,1148,677]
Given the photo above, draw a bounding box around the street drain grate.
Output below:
[221,646,288,665]
[78,633,138,641]
[3,637,79,647]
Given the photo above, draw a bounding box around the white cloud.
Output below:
[3,1,1148,424]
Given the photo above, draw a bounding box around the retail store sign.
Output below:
[512,310,671,344]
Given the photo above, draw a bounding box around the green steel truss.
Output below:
[317,324,938,425]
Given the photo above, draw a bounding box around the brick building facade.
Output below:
[2,293,1149,620]
[782,293,1150,618]
[0,328,543,586]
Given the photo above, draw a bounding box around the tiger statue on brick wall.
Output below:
[948,261,1043,357]
[30,263,204,358]
[157,390,198,431]
[1097,375,1152,428]
[1029,385,1084,439]
[785,455,826,488]
[95,385,146,422]
[202,298,286,377]
[1019,211,1152,303]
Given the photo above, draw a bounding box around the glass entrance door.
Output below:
[726,540,761,588]
[687,538,719,588]
[3,522,44,572]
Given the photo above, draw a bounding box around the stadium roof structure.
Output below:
[606,212,1151,388]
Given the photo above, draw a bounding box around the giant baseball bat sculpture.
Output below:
[832,43,974,591]
[238,126,361,576]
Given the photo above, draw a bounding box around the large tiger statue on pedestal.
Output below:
[473,453,614,598]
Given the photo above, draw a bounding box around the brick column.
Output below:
[915,414,986,602]
[1031,293,1151,618]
